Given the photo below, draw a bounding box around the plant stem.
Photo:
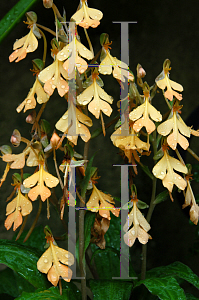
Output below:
[141,130,157,280]
[79,117,90,300]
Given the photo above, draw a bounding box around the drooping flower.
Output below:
[16,77,49,113]
[123,198,151,247]
[23,163,59,201]
[77,73,113,118]
[57,36,93,78]
[55,102,92,145]
[99,47,134,82]
[183,178,199,225]
[111,121,150,151]
[5,189,32,231]
[37,234,74,286]
[38,56,69,97]
[9,28,38,63]
[71,0,103,29]
[86,184,120,220]
[91,215,110,249]
[2,145,40,169]
[156,60,183,101]
[129,92,162,134]
[157,108,190,150]
[152,149,188,192]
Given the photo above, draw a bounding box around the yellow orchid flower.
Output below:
[23,164,59,201]
[38,56,69,97]
[37,235,74,286]
[77,73,113,118]
[157,110,190,150]
[71,0,103,29]
[9,28,38,63]
[16,77,49,113]
[156,67,183,101]
[152,149,188,192]
[123,199,151,247]
[55,102,92,145]
[99,47,134,82]
[183,179,199,225]
[2,146,39,169]
[5,189,32,231]
[57,36,93,77]
[86,184,120,220]
[129,94,162,134]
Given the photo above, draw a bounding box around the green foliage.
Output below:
[15,286,76,299]
[0,240,49,290]
[0,0,40,43]
[89,280,133,300]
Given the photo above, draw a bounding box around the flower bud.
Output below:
[10,129,21,147]
[137,64,146,78]
[50,132,61,148]
[26,11,37,24]
[26,110,36,124]
[43,0,53,8]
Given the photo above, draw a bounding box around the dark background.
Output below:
[1,0,199,296]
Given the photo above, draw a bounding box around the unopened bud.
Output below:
[43,0,53,8]
[26,11,37,24]
[50,132,61,148]
[26,111,36,124]
[137,64,146,78]
[10,129,21,147]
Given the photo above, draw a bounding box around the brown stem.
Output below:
[36,23,56,36]
[53,148,64,190]
[15,215,28,241]
[23,199,42,242]
[141,130,157,280]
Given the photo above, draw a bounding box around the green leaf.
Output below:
[76,211,95,265]
[0,240,49,289]
[0,268,20,297]
[140,163,154,180]
[0,0,40,44]
[145,261,199,290]
[89,279,133,300]
[80,153,96,198]
[41,119,51,134]
[90,214,137,280]
[136,276,186,300]
[13,225,46,253]
[153,190,169,204]
[15,286,74,299]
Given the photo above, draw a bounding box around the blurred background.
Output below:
[1,0,199,296]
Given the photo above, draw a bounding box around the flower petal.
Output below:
[23,171,39,188]
[47,264,59,286]
[20,195,33,216]
[6,197,17,215]
[137,227,150,244]
[157,118,173,136]
[76,40,94,60]
[42,169,59,188]
[148,102,162,122]
[129,104,145,121]
[37,247,53,274]
[99,54,112,75]
[152,155,167,179]
[54,245,75,266]
[38,62,56,83]
[169,79,183,92]
[77,84,94,105]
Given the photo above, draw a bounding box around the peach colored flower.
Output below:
[123,199,151,247]
[71,0,103,29]
[152,150,188,192]
[86,184,120,220]
[156,70,183,101]
[37,238,74,286]
[157,111,190,150]
[2,145,39,169]
[5,189,32,231]
[17,77,49,113]
[9,28,38,63]
[38,56,69,97]
[23,164,59,201]
[57,36,93,78]
[99,49,134,82]
[55,102,92,145]
[77,74,113,119]
[129,95,162,134]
